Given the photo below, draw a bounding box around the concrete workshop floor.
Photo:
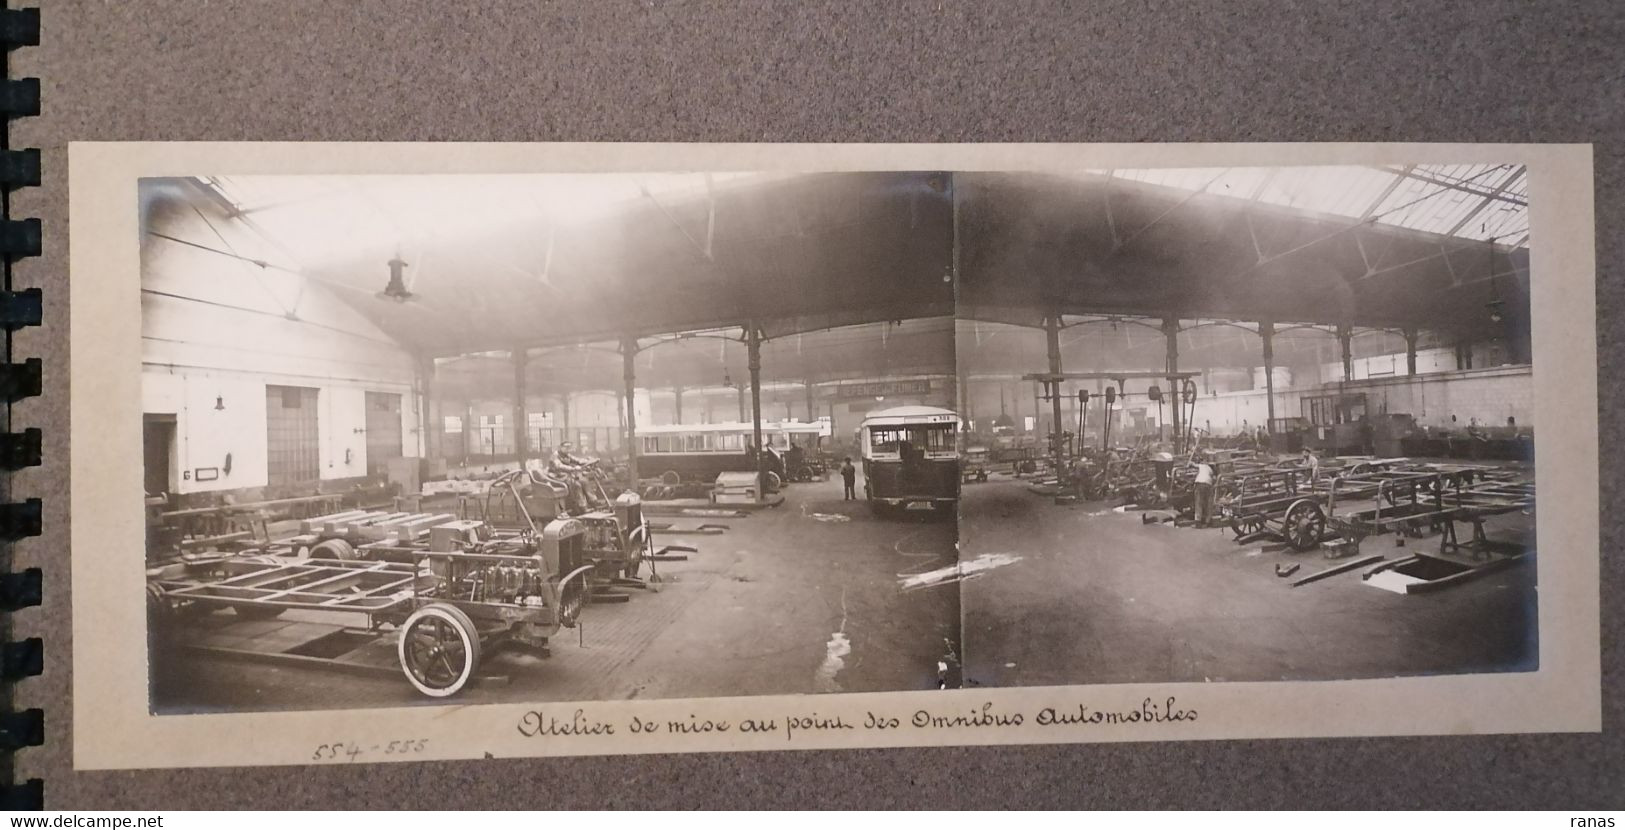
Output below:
[150,476,960,714]
[960,476,1538,688]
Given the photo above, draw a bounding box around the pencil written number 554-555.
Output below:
[312,739,429,762]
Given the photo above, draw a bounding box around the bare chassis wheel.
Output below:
[398,602,482,698]
[1282,499,1328,551]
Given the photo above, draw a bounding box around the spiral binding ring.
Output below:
[1,1,41,810]
[0,427,39,469]
[0,568,39,612]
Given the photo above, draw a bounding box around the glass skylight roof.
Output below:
[1097,164,1528,248]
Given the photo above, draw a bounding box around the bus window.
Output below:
[868,425,955,456]
[919,425,955,454]
[869,427,900,455]
[686,433,706,452]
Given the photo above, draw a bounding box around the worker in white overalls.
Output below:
[1192,452,1217,527]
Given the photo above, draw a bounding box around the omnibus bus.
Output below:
[636,419,832,489]
[858,405,960,516]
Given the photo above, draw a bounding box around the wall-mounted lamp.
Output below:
[214,395,225,411]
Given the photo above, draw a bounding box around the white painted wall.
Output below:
[1305,345,1505,385]
[143,373,270,494]
[141,184,422,495]
[143,368,423,495]
[1186,365,1533,435]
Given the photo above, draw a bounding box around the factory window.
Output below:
[443,415,463,434]
[265,385,320,486]
[1302,393,1368,426]
[526,413,552,453]
[476,414,511,456]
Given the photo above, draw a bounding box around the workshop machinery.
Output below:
[146,515,596,698]
[1223,459,1533,554]
[465,468,694,596]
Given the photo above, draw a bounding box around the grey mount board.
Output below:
[14,0,1625,810]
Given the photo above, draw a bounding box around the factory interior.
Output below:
[140,165,1537,710]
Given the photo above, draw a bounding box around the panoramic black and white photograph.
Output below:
[134,160,1540,718]
[953,166,1538,687]
[139,171,964,710]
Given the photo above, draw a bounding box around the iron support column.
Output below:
[512,347,529,466]
[1260,320,1276,435]
[1163,316,1181,454]
[1403,327,1419,375]
[622,336,639,490]
[672,385,684,426]
[1045,314,1065,473]
[1338,323,1355,381]
[747,323,766,497]
[418,354,441,463]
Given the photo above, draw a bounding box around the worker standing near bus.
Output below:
[787,442,805,482]
[840,457,857,500]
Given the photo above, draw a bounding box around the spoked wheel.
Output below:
[1282,499,1327,551]
[622,528,647,579]
[660,470,682,487]
[557,577,587,628]
[765,471,783,492]
[797,465,816,482]
[398,602,482,698]
[1229,513,1265,538]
